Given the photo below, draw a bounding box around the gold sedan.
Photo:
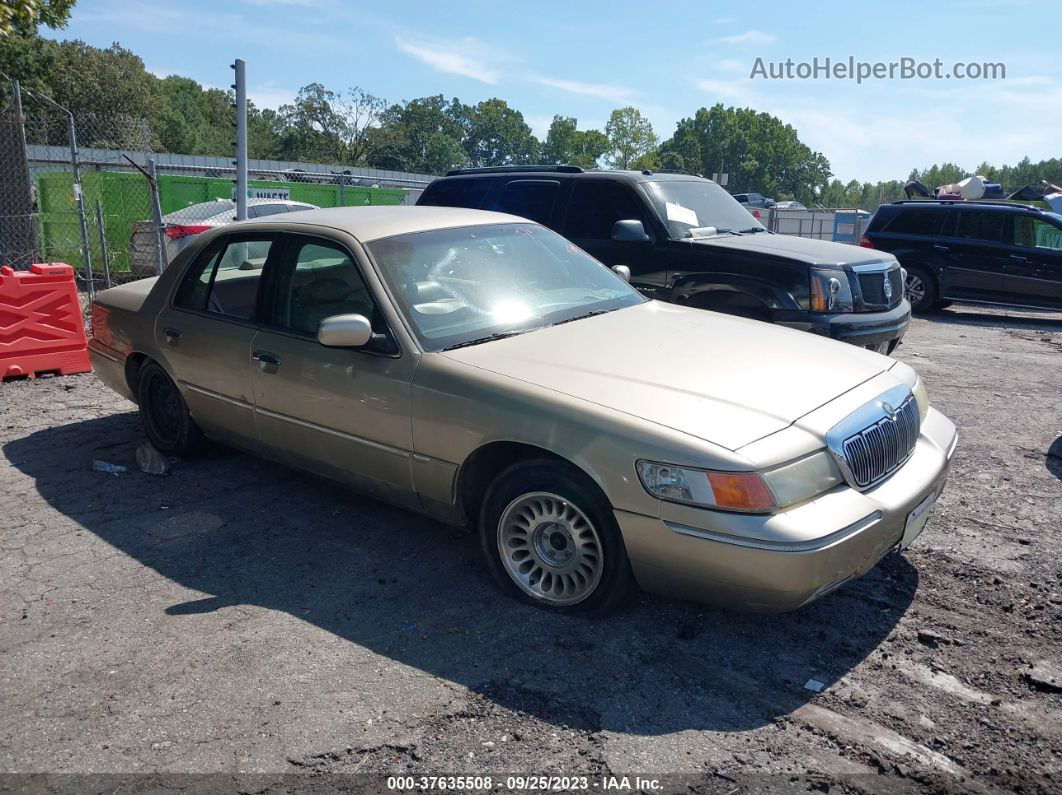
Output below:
[89,207,957,614]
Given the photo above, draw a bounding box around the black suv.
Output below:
[418,166,910,352]
[862,200,1062,313]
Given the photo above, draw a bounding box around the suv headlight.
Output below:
[636,453,842,513]
[809,267,854,312]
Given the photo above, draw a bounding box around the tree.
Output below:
[1,0,75,36]
[365,95,466,173]
[275,83,385,164]
[604,106,657,170]
[657,104,831,203]
[541,115,609,169]
[461,98,539,167]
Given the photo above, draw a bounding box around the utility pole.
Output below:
[231,59,248,221]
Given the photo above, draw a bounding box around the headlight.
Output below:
[809,267,854,312]
[636,454,843,513]
[911,375,929,420]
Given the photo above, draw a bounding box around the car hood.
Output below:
[692,233,893,267]
[440,301,893,451]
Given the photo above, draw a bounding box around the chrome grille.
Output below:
[857,268,904,310]
[840,395,920,487]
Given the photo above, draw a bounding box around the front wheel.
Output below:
[903,264,938,314]
[479,460,635,615]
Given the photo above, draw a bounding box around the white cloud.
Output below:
[694,79,760,103]
[715,30,777,46]
[394,36,501,84]
[533,77,635,103]
[249,82,297,110]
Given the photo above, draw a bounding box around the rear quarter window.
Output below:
[489,180,560,225]
[418,178,492,209]
[882,209,945,236]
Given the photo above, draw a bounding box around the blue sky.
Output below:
[47,0,1061,183]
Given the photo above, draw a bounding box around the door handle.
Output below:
[1009,254,1029,262]
[252,350,281,367]
[162,327,181,340]
[932,244,949,252]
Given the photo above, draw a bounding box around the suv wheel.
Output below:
[479,460,634,615]
[903,265,938,314]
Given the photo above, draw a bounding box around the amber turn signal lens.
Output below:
[706,471,777,511]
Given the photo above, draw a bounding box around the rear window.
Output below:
[418,178,492,209]
[883,208,945,236]
[490,180,559,225]
[955,210,1006,243]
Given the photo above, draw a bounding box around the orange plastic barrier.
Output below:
[0,263,92,380]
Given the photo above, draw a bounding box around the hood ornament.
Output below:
[883,273,893,300]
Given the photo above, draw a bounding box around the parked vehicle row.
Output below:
[89,203,956,615]
[418,166,910,354]
[861,199,1062,313]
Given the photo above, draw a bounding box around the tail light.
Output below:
[858,235,874,248]
[165,224,211,240]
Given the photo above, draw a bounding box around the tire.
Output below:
[479,459,635,615]
[137,361,205,457]
[903,264,938,314]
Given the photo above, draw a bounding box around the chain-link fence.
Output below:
[0,79,436,292]
[755,207,870,243]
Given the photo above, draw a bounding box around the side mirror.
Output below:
[318,313,372,347]
[612,219,651,243]
[611,265,631,283]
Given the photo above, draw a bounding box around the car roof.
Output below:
[435,168,714,185]
[886,200,1046,214]
[238,205,526,241]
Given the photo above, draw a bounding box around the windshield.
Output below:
[644,180,765,239]
[366,223,645,351]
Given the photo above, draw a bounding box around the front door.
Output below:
[1001,214,1062,309]
[560,181,661,291]
[250,234,418,506]
[155,233,279,451]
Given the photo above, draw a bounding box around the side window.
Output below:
[249,204,288,218]
[491,180,559,225]
[1013,216,1062,251]
[562,182,647,240]
[885,209,943,236]
[419,178,492,209]
[270,239,376,336]
[955,211,1006,243]
[173,236,273,320]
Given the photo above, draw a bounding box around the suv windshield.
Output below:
[366,223,645,351]
[644,180,765,239]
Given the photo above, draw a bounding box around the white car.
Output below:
[129,198,318,276]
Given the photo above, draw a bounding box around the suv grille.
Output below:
[858,268,904,310]
[841,395,920,487]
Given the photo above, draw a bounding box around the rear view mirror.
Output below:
[318,313,372,347]
[612,219,651,242]
[611,265,631,282]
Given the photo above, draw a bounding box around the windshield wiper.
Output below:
[738,227,769,233]
[550,309,613,326]
[442,329,532,351]
[685,228,742,239]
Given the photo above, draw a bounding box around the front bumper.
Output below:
[616,407,957,611]
[774,300,911,348]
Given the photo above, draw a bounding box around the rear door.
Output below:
[1002,214,1062,308]
[939,209,1007,299]
[488,179,561,227]
[250,233,418,505]
[155,232,279,451]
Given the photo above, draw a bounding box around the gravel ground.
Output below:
[1,304,1060,794]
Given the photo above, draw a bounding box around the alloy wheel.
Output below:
[497,491,603,606]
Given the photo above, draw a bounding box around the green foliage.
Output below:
[658,104,831,204]
[3,29,1060,198]
[541,115,609,169]
[1,0,75,36]
[604,106,657,170]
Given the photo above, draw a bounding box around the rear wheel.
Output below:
[137,361,205,456]
[903,264,938,314]
[479,460,634,615]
